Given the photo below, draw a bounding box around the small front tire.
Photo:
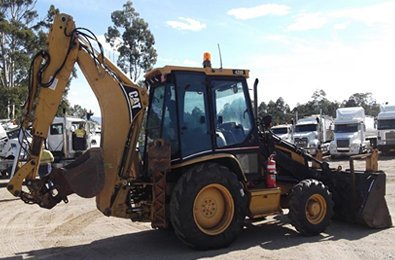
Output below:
[288,179,334,236]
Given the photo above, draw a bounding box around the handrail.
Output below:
[348,149,379,204]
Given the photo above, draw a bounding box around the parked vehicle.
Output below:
[0,125,31,160]
[271,124,292,142]
[292,113,334,155]
[330,107,377,157]
[0,119,18,131]
[0,125,31,178]
[377,104,395,154]
[88,122,101,148]
[47,116,89,161]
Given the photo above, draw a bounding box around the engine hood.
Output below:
[293,131,317,141]
[335,132,360,143]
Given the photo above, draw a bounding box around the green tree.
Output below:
[257,102,268,119]
[69,104,88,119]
[105,1,157,82]
[258,97,293,125]
[295,89,339,118]
[0,0,38,119]
[342,93,380,116]
[0,2,70,119]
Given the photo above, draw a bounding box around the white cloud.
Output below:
[158,57,178,63]
[182,59,200,66]
[330,2,395,26]
[156,58,180,67]
[227,4,291,20]
[165,17,206,31]
[286,12,328,31]
[247,36,395,108]
[95,35,120,62]
[266,35,294,45]
[334,21,351,30]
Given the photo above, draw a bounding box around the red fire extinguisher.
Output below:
[266,154,277,188]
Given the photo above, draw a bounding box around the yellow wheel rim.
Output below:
[193,184,234,235]
[305,194,327,224]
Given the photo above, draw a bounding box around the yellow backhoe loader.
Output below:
[7,13,392,249]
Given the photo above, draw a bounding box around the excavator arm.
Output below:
[7,14,148,218]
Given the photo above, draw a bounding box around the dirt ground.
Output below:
[0,155,394,260]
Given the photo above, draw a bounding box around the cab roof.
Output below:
[144,65,249,85]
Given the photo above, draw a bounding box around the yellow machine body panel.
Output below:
[145,65,249,84]
[7,14,147,218]
[248,188,282,219]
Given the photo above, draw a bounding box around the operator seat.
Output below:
[217,122,245,145]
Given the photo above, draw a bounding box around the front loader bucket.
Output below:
[358,172,392,227]
[330,170,392,228]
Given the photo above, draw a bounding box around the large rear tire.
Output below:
[288,179,334,236]
[170,162,247,249]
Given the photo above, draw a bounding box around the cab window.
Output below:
[212,80,252,148]
[161,85,180,157]
[146,86,165,143]
[50,123,63,135]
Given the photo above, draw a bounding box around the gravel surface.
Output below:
[0,154,394,260]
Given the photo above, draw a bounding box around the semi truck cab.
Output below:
[271,124,292,142]
[330,107,377,157]
[377,105,395,154]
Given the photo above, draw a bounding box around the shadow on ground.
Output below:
[15,214,390,260]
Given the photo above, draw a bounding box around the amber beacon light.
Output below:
[203,52,212,68]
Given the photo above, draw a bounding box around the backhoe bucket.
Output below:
[330,170,392,228]
[51,147,105,198]
[22,148,105,209]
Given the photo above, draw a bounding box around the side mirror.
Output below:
[232,85,238,94]
[262,115,272,127]
[218,116,223,125]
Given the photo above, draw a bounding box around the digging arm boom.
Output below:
[7,14,148,217]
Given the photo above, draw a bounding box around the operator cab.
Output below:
[144,58,260,176]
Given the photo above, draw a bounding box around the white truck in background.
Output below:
[47,116,90,161]
[89,122,101,148]
[377,104,395,154]
[271,124,293,142]
[0,119,18,131]
[0,125,31,178]
[47,116,101,162]
[1,115,100,177]
[292,113,334,155]
[329,107,377,157]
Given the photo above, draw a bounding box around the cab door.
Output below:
[175,72,212,158]
[210,78,260,177]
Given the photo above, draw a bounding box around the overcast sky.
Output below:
[35,0,395,117]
